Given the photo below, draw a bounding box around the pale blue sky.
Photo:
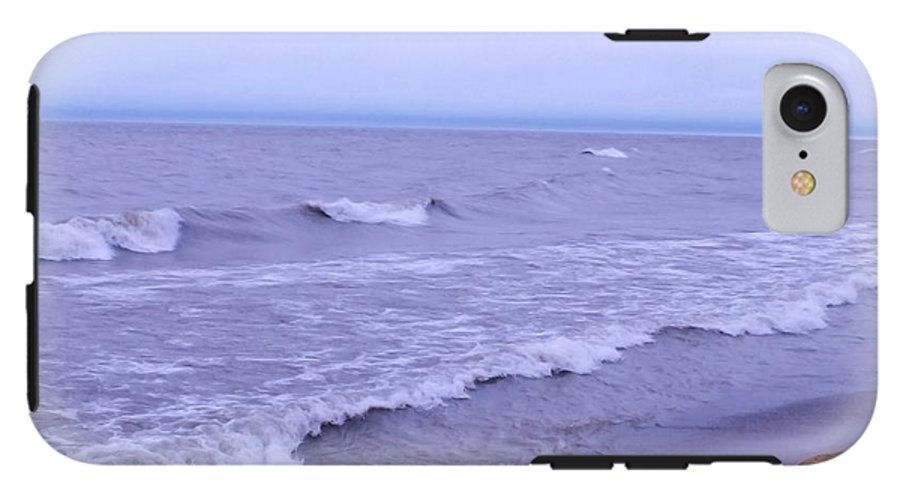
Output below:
[32,33,876,135]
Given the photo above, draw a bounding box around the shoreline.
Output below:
[600,390,875,466]
[296,288,877,465]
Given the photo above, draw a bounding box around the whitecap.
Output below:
[40,208,183,261]
[581,147,629,159]
[305,198,432,226]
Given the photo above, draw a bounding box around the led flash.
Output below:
[791,170,816,196]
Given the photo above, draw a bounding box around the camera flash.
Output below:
[791,170,816,196]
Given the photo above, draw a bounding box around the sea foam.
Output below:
[56,323,649,465]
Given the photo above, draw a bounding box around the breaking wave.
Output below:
[39,198,458,262]
[51,324,652,465]
[304,198,445,226]
[39,208,183,261]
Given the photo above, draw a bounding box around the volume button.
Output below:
[27,283,38,411]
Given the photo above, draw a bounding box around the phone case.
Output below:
[28,32,877,466]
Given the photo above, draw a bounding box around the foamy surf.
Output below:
[719,271,877,335]
[35,221,876,464]
[39,208,183,261]
[37,263,873,465]
[46,324,647,465]
[581,147,629,158]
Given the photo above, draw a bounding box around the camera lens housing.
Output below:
[764,64,848,233]
[780,85,827,132]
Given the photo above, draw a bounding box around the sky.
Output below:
[31,33,876,136]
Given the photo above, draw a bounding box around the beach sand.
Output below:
[295,288,876,465]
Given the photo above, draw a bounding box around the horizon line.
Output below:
[38,115,877,140]
[40,115,767,138]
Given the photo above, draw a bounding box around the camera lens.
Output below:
[780,85,827,132]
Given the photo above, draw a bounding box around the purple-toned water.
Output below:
[33,122,877,464]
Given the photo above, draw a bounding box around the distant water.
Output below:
[34,122,877,464]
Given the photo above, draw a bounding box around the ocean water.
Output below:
[33,122,877,464]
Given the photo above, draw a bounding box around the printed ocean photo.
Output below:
[30,34,877,464]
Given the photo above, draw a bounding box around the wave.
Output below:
[55,265,874,464]
[40,198,456,262]
[60,324,651,465]
[303,198,445,226]
[581,147,628,159]
[719,271,876,335]
[39,208,182,261]
[290,270,875,457]
[37,222,876,463]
